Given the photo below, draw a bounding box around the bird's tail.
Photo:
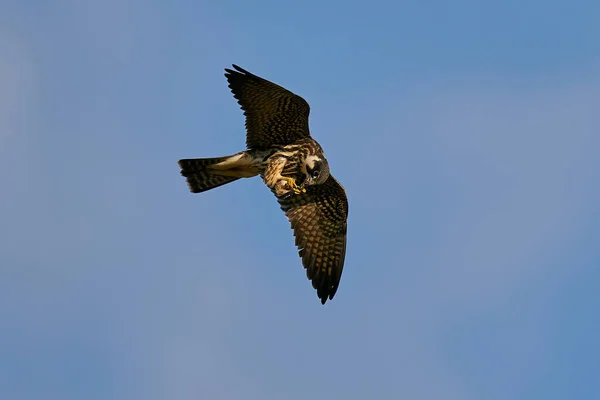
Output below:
[178,152,258,193]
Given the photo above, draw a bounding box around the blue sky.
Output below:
[1,0,600,399]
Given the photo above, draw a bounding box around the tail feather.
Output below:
[178,156,240,193]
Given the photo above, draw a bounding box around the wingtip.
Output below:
[317,289,338,305]
[224,64,251,77]
[231,64,248,73]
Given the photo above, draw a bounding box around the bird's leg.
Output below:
[264,157,306,196]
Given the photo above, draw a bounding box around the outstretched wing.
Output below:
[224,64,311,150]
[276,175,348,304]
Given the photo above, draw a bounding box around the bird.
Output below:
[178,64,348,304]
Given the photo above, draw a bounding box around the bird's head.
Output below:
[304,155,330,186]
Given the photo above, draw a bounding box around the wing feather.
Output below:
[277,175,348,304]
[224,64,311,150]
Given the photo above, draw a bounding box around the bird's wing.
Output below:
[224,64,311,150]
[276,175,348,304]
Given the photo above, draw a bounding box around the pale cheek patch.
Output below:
[305,155,321,169]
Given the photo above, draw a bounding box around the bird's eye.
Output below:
[311,170,320,179]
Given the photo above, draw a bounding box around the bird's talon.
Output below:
[281,177,303,195]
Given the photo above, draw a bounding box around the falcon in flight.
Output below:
[178,64,348,304]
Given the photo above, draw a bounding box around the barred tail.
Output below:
[178,156,241,193]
